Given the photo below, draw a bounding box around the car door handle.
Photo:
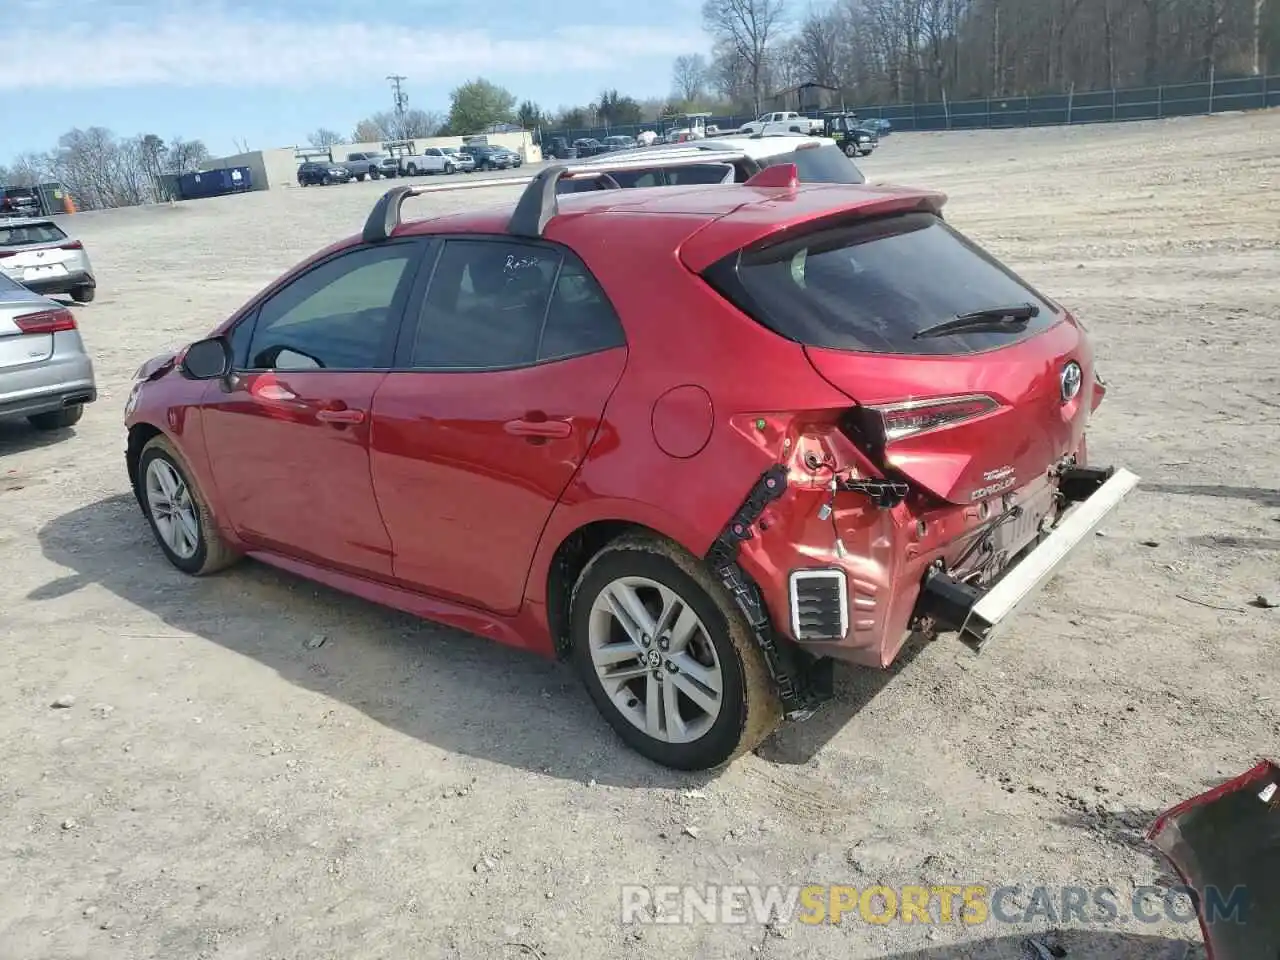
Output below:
[316,407,365,424]
[504,417,572,439]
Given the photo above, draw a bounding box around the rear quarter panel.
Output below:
[523,212,855,603]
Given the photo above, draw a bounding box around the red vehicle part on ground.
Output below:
[1148,760,1279,960]
[124,162,1138,770]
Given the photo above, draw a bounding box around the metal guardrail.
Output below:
[548,74,1280,141]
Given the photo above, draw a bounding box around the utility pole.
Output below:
[387,75,408,120]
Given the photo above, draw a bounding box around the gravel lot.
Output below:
[2,112,1278,960]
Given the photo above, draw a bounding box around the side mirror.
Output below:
[181,336,232,380]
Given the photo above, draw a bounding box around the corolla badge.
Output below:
[1060,361,1083,403]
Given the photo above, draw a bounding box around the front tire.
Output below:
[445,163,455,174]
[28,404,83,430]
[369,168,381,180]
[137,435,240,576]
[570,534,782,771]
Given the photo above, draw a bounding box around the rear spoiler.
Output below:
[360,150,765,244]
[676,185,949,273]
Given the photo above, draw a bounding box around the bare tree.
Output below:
[308,128,345,148]
[672,53,709,101]
[351,109,441,143]
[795,7,845,86]
[165,137,209,175]
[703,0,790,114]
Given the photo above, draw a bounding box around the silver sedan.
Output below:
[0,272,97,430]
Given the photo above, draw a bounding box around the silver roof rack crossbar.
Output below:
[508,164,579,237]
[361,149,755,244]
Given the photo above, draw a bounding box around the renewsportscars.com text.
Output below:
[620,883,1249,927]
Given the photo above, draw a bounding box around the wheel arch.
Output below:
[536,504,707,660]
[126,422,165,507]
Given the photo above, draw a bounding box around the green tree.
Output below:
[447,79,517,135]
[516,100,547,131]
[596,89,643,126]
[557,106,589,129]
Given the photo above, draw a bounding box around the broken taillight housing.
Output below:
[850,394,1001,448]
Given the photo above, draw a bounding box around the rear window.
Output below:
[0,222,67,247]
[703,211,1060,356]
[759,143,865,185]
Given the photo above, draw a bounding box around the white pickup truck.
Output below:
[737,111,824,136]
[397,147,459,177]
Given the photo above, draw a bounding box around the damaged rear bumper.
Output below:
[916,466,1140,649]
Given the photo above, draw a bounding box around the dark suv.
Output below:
[543,136,577,160]
[296,161,352,186]
[460,145,511,172]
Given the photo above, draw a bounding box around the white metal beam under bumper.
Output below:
[960,467,1140,647]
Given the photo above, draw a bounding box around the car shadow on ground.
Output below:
[0,417,78,456]
[35,495,913,786]
[873,930,1201,960]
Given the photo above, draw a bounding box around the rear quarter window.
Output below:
[703,211,1061,356]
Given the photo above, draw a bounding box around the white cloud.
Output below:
[0,15,699,90]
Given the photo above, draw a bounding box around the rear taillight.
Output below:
[859,394,1000,445]
[59,240,83,251]
[15,308,77,334]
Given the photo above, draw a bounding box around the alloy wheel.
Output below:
[587,575,723,744]
[145,458,200,560]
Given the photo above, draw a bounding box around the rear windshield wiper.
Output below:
[913,303,1040,340]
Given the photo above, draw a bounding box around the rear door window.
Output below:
[703,211,1060,356]
[409,239,625,370]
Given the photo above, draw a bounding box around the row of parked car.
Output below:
[297,144,524,187]
[0,212,98,432]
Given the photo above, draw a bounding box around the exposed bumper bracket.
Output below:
[707,464,834,721]
[917,466,1140,651]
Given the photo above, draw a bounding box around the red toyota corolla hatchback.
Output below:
[124,164,1137,770]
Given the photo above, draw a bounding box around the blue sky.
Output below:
[3,0,710,160]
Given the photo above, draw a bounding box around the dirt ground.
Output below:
[2,111,1278,960]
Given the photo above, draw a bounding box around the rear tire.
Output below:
[137,435,240,576]
[570,534,782,771]
[71,284,95,303]
[28,404,83,430]
[355,173,365,182]
[406,163,418,176]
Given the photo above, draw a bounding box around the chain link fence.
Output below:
[546,74,1280,142]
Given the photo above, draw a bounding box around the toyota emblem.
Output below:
[1060,361,1083,403]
